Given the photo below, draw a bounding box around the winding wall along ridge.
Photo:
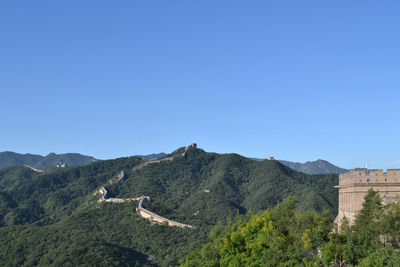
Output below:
[23,164,43,173]
[136,196,194,228]
[98,171,136,203]
[97,144,197,228]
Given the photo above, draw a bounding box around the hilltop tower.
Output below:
[181,143,197,157]
[335,168,400,228]
[189,143,197,149]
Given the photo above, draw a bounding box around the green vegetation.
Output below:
[0,203,205,266]
[180,190,400,266]
[0,147,339,266]
[0,165,38,191]
[109,148,338,226]
[180,197,332,266]
[0,156,143,226]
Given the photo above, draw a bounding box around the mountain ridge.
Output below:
[0,151,97,169]
[278,159,348,174]
[1,150,348,175]
[0,151,170,170]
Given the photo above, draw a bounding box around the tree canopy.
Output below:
[180,190,400,266]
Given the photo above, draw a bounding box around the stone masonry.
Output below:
[97,144,196,229]
[335,168,400,228]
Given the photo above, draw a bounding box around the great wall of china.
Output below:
[98,171,143,203]
[335,168,400,227]
[23,164,43,173]
[97,144,197,229]
[135,196,194,228]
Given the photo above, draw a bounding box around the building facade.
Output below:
[335,168,400,227]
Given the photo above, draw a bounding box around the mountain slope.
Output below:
[0,156,143,226]
[108,148,338,227]
[0,151,97,169]
[278,159,348,174]
[0,146,339,266]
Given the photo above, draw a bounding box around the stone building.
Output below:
[189,143,197,149]
[56,162,67,168]
[335,168,400,228]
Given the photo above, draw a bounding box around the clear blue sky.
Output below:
[1,1,399,169]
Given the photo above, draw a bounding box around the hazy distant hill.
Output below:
[0,151,97,169]
[0,151,168,170]
[138,153,167,160]
[278,159,348,174]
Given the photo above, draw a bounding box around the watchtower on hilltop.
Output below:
[189,143,197,149]
[335,168,400,228]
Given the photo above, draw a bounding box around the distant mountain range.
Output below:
[137,153,167,160]
[0,151,347,175]
[278,159,348,174]
[250,158,347,174]
[0,151,171,170]
[0,151,97,169]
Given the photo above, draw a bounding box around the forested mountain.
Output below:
[108,148,338,225]
[279,159,348,174]
[0,146,338,266]
[0,151,97,169]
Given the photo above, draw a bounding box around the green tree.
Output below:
[381,201,400,246]
[343,190,383,265]
[180,197,330,267]
[358,245,400,267]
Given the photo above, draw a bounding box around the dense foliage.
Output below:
[0,147,339,266]
[180,190,400,266]
[180,197,332,266]
[0,203,206,266]
[0,156,143,226]
[109,148,338,226]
